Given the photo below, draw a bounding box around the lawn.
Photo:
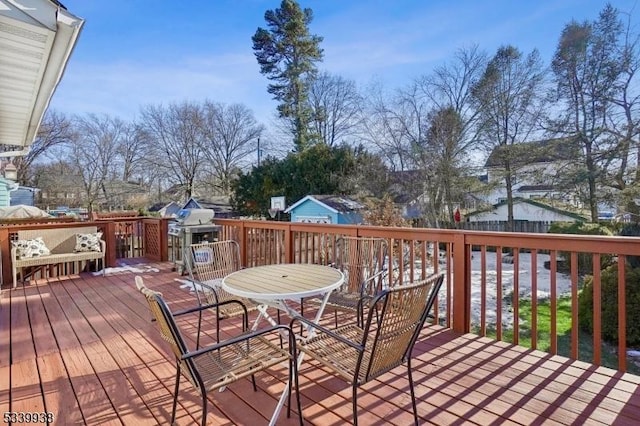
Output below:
[475,296,640,375]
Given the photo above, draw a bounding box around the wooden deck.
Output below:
[2,260,640,425]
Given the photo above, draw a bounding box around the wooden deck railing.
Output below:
[214,218,640,373]
[3,216,639,373]
[0,217,171,286]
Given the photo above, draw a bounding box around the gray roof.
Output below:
[485,138,579,168]
[311,195,364,212]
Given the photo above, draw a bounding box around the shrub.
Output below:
[578,264,640,347]
[619,223,640,268]
[547,222,614,273]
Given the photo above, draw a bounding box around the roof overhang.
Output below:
[0,0,83,156]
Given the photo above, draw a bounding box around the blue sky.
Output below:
[51,0,640,127]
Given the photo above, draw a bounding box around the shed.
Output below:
[0,178,19,207]
[284,195,364,224]
[10,186,37,207]
[466,198,587,222]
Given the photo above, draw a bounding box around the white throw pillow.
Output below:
[13,237,51,259]
[75,232,103,252]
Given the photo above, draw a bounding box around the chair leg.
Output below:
[251,374,258,392]
[196,309,203,350]
[277,310,283,348]
[352,383,359,426]
[287,340,303,425]
[299,299,305,335]
[215,306,221,343]
[407,358,419,426]
[171,364,181,425]
[201,392,208,426]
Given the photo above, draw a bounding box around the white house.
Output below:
[467,198,587,223]
[483,139,580,206]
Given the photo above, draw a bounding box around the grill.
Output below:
[168,209,220,274]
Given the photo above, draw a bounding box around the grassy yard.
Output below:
[475,296,640,375]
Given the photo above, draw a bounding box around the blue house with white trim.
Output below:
[284,195,364,224]
[0,178,18,207]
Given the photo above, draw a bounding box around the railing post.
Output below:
[284,223,293,263]
[105,221,117,267]
[0,227,10,287]
[452,232,471,333]
[159,218,169,261]
[239,221,247,267]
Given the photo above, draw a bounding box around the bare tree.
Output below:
[308,72,362,146]
[68,114,123,214]
[199,101,264,195]
[13,110,72,185]
[417,45,487,159]
[602,6,640,217]
[415,107,466,224]
[473,45,546,230]
[139,102,205,200]
[117,122,147,182]
[411,46,488,224]
[361,81,413,171]
[551,6,623,221]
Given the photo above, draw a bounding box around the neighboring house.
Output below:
[0,178,19,207]
[284,195,364,224]
[483,138,580,206]
[466,198,587,223]
[10,186,37,206]
[183,196,235,218]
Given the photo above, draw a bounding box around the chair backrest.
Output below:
[185,240,241,283]
[135,276,200,388]
[334,236,387,295]
[358,273,444,383]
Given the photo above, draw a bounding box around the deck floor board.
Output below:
[2,259,640,425]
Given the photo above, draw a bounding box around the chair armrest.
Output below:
[359,268,388,295]
[182,324,295,360]
[289,315,363,351]
[11,246,17,261]
[173,299,248,319]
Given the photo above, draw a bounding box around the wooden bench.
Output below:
[11,226,106,288]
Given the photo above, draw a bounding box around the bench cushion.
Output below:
[14,251,104,268]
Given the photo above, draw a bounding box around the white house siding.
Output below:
[468,201,581,222]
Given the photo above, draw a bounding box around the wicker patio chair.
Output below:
[135,276,302,426]
[291,273,444,426]
[185,240,261,344]
[303,236,388,327]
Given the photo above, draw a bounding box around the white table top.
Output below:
[222,263,344,300]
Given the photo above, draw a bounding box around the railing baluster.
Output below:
[497,246,503,341]
[480,245,486,337]
[531,249,538,350]
[593,253,602,365]
[513,249,519,345]
[618,256,627,372]
[570,252,579,360]
[550,250,557,355]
